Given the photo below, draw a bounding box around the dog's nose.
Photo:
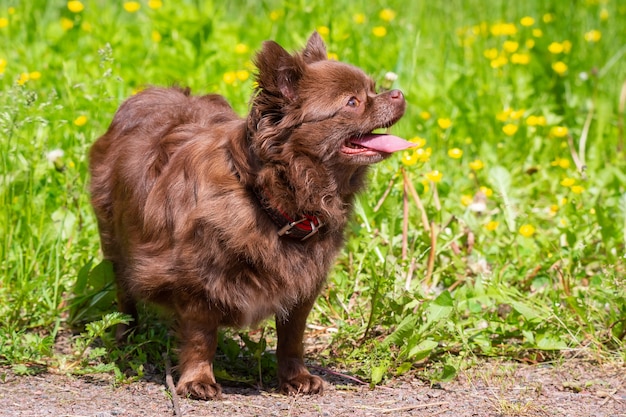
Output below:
[389,89,404,100]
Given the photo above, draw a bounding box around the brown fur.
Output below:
[89,32,405,399]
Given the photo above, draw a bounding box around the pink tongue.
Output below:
[350,134,416,153]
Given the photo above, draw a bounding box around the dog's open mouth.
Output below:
[341,133,416,156]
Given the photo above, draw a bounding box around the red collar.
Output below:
[253,187,324,241]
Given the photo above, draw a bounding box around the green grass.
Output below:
[1,0,625,385]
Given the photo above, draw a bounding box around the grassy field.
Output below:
[1,0,625,385]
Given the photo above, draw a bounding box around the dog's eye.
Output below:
[346,97,360,108]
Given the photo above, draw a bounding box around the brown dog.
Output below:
[89,32,410,399]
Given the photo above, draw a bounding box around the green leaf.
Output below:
[370,364,388,386]
[407,339,439,361]
[536,333,568,350]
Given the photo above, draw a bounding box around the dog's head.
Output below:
[248,32,410,167]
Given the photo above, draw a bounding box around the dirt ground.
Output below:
[1,358,624,417]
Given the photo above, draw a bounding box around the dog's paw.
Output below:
[279,373,324,396]
[176,378,222,400]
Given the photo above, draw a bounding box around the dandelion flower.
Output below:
[469,159,484,171]
[17,72,29,85]
[543,13,554,23]
[584,30,601,42]
[550,126,569,138]
[511,53,530,64]
[61,17,74,31]
[532,28,543,37]
[548,42,564,54]
[525,39,535,49]
[0,17,8,28]
[401,151,418,166]
[379,8,396,22]
[551,157,570,169]
[571,185,584,194]
[74,115,88,126]
[448,148,463,159]
[560,177,576,187]
[148,0,163,9]
[490,55,508,68]
[600,9,609,21]
[461,194,473,206]
[151,30,162,43]
[327,52,338,61]
[419,111,431,120]
[236,70,249,81]
[372,26,387,37]
[437,118,452,129]
[485,221,499,231]
[317,26,330,37]
[519,224,536,237]
[425,170,443,183]
[483,48,499,60]
[269,10,282,21]
[410,136,427,147]
[234,43,249,54]
[67,1,84,13]
[123,1,141,12]
[0,58,6,74]
[415,147,432,163]
[520,16,535,26]
[503,40,519,53]
[29,71,41,80]
[510,109,525,120]
[353,13,366,24]
[223,71,237,84]
[552,61,568,75]
[496,108,512,121]
[479,186,493,197]
[502,124,518,136]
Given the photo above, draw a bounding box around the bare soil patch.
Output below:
[1,359,624,417]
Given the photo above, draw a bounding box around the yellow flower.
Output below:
[123,1,141,12]
[469,159,484,171]
[235,43,249,54]
[17,72,29,85]
[425,170,443,183]
[327,52,338,61]
[415,147,432,163]
[549,204,559,215]
[74,115,88,126]
[519,224,536,238]
[532,28,543,38]
[511,53,530,65]
[419,111,431,120]
[0,17,7,28]
[379,8,396,22]
[490,22,517,36]
[571,185,584,194]
[548,42,564,54]
[520,16,535,26]
[448,148,463,159]
[496,108,512,121]
[223,71,236,84]
[551,157,570,169]
[401,151,418,166]
[81,21,92,32]
[510,109,525,120]
[67,1,84,13]
[600,9,609,21]
[0,58,6,74]
[372,26,387,37]
[543,13,554,23]
[269,10,282,21]
[560,177,576,187]
[151,30,161,43]
[353,13,366,24]
[485,220,499,231]
[410,136,427,148]
[437,118,452,129]
[552,61,568,75]
[490,55,508,69]
[236,70,249,81]
[562,40,572,53]
[61,17,74,31]
[502,124,518,136]
[483,48,499,60]
[29,71,41,80]
[526,115,546,126]
[525,39,535,49]
[503,40,519,53]
[148,0,163,9]
[317,26,330,37]
[550,126,569,138]
[479,186,493,197]
[461,194,473,206]
[584,30,601,42]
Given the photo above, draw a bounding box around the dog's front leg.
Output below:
[175,304,222,400]
[276,297,324,395]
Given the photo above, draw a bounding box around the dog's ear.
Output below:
[255,41,303,102]
[302,32,327,63]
